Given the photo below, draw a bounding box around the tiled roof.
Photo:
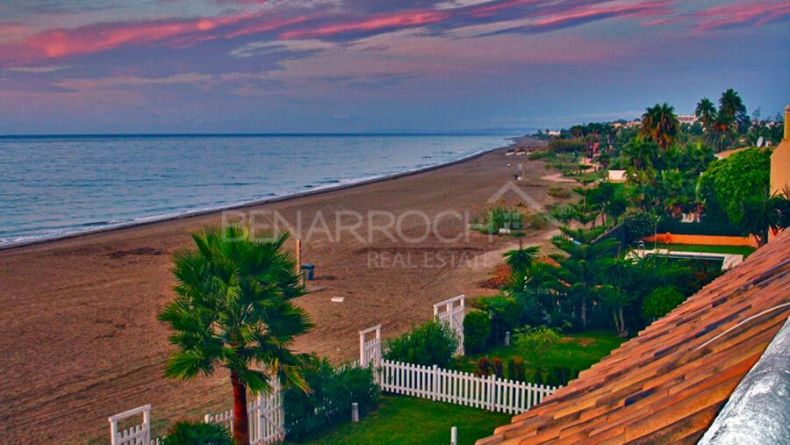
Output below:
[477,232,790,445]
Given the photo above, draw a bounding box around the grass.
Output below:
[651,243,756,257]
[453,330,625,382]
[284,395,509,445]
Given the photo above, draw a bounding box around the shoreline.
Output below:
[0,144,507,252]
[0,138,554,444]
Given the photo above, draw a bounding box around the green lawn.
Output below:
[452,330,625,382]
[283,396,509,445]
[651,243,756,257]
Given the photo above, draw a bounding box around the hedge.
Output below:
[284,360,379,441]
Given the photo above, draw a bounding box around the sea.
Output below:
[0,134,513,247]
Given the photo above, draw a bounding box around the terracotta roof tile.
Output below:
[477,232,790,445]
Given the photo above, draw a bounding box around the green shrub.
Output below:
[463,311,491,354]
[478,297,520,344]
[623,209,657,243]
[513,326,561,356]
[548,187,572,199]
[284,359,379,441]
[492,358,504,378]
[474,207,525,234]
[642,286,686,320]
[162,422,232,445]
[507,356,526,382]
[384,321,457,367]
[526,213,549,230]
[528,150,554,160]
[476,357,492,377]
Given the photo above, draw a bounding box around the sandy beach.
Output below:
[0,142,561,444]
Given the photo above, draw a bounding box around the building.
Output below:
[770,105,790,196]
[607,169,627,183]
[678,114,698,125]
[477,231,790,445]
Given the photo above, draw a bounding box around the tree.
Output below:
[640,103,679,149]
[642,286,685,320]
[697,148,785,244]
[695,98,717,131]
[718,88,749,133]
[159,226,312,445]
[503,245,540,276]
[548,227,618,329]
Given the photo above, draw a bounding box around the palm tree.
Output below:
[694,98,717,131]
[504,244,540,276]
[159,226,313,445]
[640,103,679,149]
[718,89,747,128]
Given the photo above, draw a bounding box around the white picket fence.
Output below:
[379,360,556,415]
[109,405,160,445]
[204,380,284,445]
[109,381,283,445]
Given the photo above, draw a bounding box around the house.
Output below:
[607,169,627,183]
[678,114,698,125]
[476,231,790,445]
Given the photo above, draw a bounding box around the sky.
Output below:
[0,0,788,134]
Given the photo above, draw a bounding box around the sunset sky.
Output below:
[1,0,788,134]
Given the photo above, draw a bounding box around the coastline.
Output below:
[0,144,504,252]
[0,138,553,444]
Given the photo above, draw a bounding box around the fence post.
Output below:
[352,402,359,423]
[432,365,438,401]
[257,393,264,444]
[487,375,495,411]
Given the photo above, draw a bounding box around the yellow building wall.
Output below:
[768,106,790,241]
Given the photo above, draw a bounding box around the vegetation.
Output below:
[162,422,233,445]
[698,148,787,245]
[463,310,491,354]
[641,103,679,149]
[384,321,457,367]
[642,286,686,321]
[284,396,509,445]
[158,227,312,445]
[453,331,624,386]
[284,360,380,441]
[471,206,525,235]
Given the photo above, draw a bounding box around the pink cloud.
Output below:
[279,10,451,40]
[695,1,790,31]
[532,1,671,28]
[0,13,303,67]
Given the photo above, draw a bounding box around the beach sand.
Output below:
[0,143,560,443]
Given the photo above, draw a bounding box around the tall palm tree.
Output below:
[694,98,717,131]
[640,103,679,149]
[718,89,747,127]
[159,226,312,445]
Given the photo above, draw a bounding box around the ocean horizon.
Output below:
[0,133,514,247]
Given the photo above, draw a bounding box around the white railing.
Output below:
[434,295,465,355]
[204,380,284,445]
[109,405,161,445]
[359,324,382,368]
[379,359,556,415]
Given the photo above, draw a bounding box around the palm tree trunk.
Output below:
[231,370,250,445]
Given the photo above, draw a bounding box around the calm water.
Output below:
[0,134,510,247]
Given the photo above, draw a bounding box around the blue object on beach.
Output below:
[301,263,315,280]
